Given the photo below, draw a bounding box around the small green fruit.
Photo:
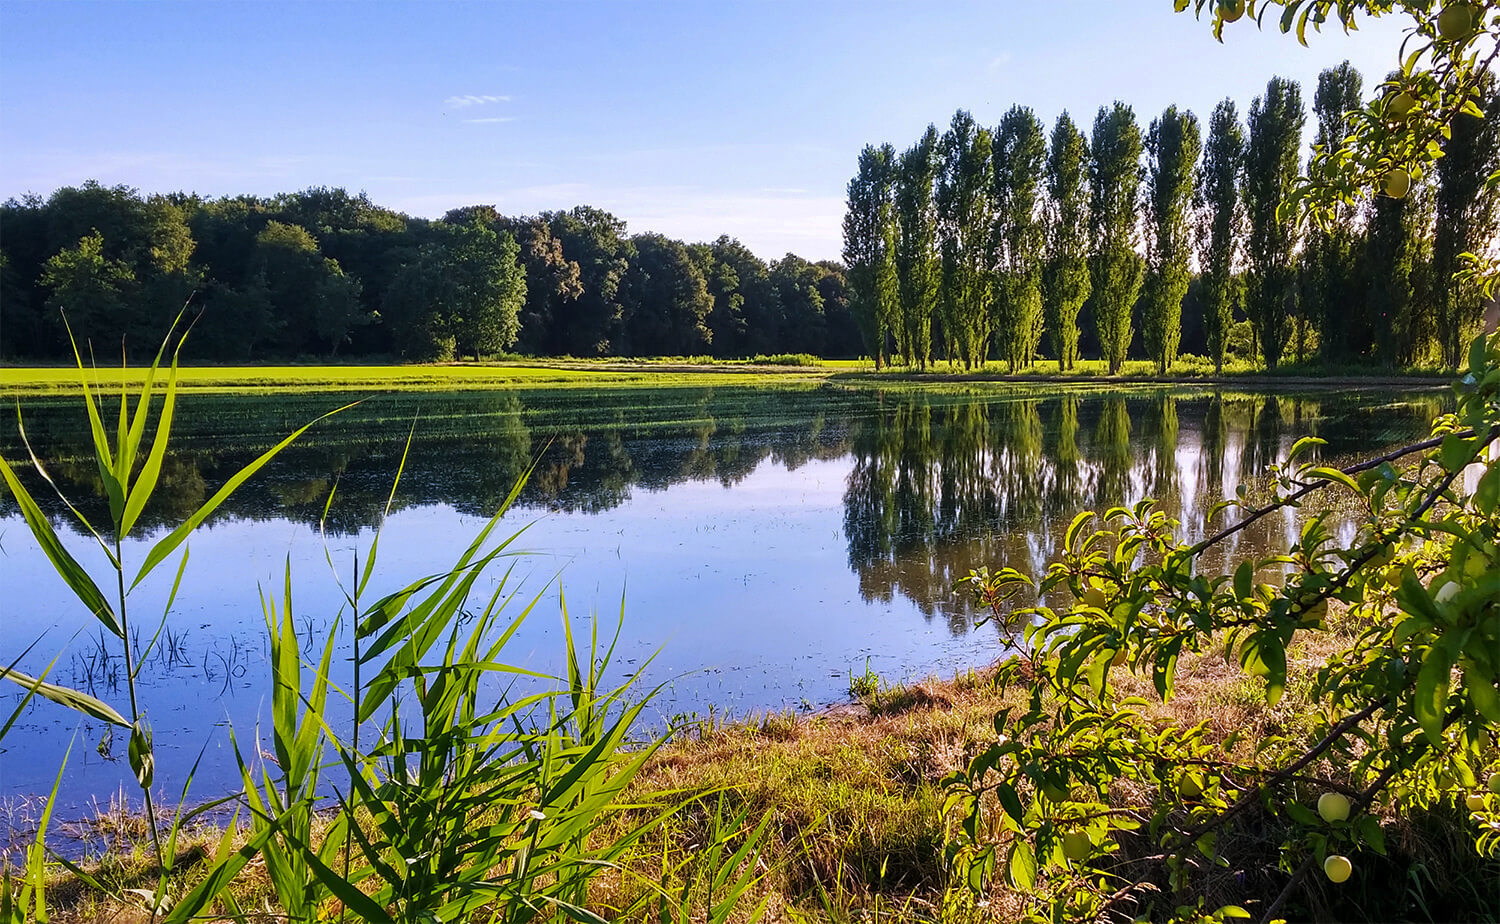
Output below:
[1318,791,1351,823]
[1384,168,1412,199]
[1324,854,1353,883]
[1043,782,1071,803]
[1488,772,1500,795]
[1082,587,1108,609]
[1218,0,1247,23]
[1180,773,1205,799]
[1388,91,1417,119]
[1466,793,1486,812]
[1062,831,1092,861]
[1437,3,1477,41]
[1433,579,1460,604]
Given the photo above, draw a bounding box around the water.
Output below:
[0,381,1446,816]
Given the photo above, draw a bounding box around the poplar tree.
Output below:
[843,143,899,368]
[1043,112,1091,371]
[1142,105,1201,374]
[1434,72,1500,368]
[1196,99,1245,374]
[1306,62,1366,362]
[937,110,996,369]
[1244,76,1305,370]
[1367,177,1435,366]
[1088,102,1145,375]
[895,126,940,369]
[991,105,1048,371]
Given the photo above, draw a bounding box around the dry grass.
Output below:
[30,619,1497,922]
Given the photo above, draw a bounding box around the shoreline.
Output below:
[0,358,1456,395]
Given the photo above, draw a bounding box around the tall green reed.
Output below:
[2,326,768,922]
[0,321,352,920]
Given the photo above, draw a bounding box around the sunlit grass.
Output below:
[1,352,1450,396]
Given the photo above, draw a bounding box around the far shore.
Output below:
[0,356,1456,395]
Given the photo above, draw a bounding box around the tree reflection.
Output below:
[840,388,1445,627]
[2,384,1446,634]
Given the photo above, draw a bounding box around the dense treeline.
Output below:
[845,64,1500,371]
[0,188,861,362]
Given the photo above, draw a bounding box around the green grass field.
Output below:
[0,353,1451,395]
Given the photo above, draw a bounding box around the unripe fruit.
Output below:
[1437,3,1477,41]
[1384,168,1411,199]
[1062,831,1092,861]
[1318,791,1351,823]
[1488,772,1500,795]
[1180,773,1205,799]
[1082,587,1108,609]
[1467,793,1487,812]
[1382,564,1404,589]
[1433,579,1460,604]
[1324,854,1353,883]
[1218,0,1246,23]
[1043,782,1071,802]
[1388,91,1417,119]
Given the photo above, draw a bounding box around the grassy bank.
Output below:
[0,353,1453,395]
[33,614,1498,923]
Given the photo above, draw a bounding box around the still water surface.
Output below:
[0,381,1445,811]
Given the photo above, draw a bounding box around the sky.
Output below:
[0,1,1421,263]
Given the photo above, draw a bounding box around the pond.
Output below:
[0,380,1447,815]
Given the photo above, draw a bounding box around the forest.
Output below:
[2,61,1497,371]
[846,64,1500,373]
[0,191,860,363]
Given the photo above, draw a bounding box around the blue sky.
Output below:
[0,1,1415,262]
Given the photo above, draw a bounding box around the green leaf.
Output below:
[1234,561,1253,601]
[997,783,1025,826]
[128,722,154,789]
[119,350,180,538]
[1306,466,1360,493]
[132,399,359,590]
[1462,664,1500,723]
[1440,434,1477,472]
[0,668,129,727]
[1289,436,1325,461]
[1006,839,1036,891]
[1415,645,1453,744]
[1356,814,1387,856]
[0,453,121,637]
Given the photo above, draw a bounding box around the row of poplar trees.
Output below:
[844,64,1500,374]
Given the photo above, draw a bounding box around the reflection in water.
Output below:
[0,382,1447,805]
[840,388,1446,629]
[3,385,1446,632]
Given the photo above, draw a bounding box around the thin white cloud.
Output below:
[444,94,510,109]
[463,117,516,124]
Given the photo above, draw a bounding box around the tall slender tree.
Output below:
[937,111,996,369]
[991,105,1048,371]
[844,143,899,368]
[894,127,940,369]
[1142,105,1201,374]
[1434,72,1500,368]
[1196,99,1245,374]
[1305,63,1367,363]
[1244,76,1305,370]
[1043,112,1091,371]
[1366,175,1436,366]
[1088,102,1145,375]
